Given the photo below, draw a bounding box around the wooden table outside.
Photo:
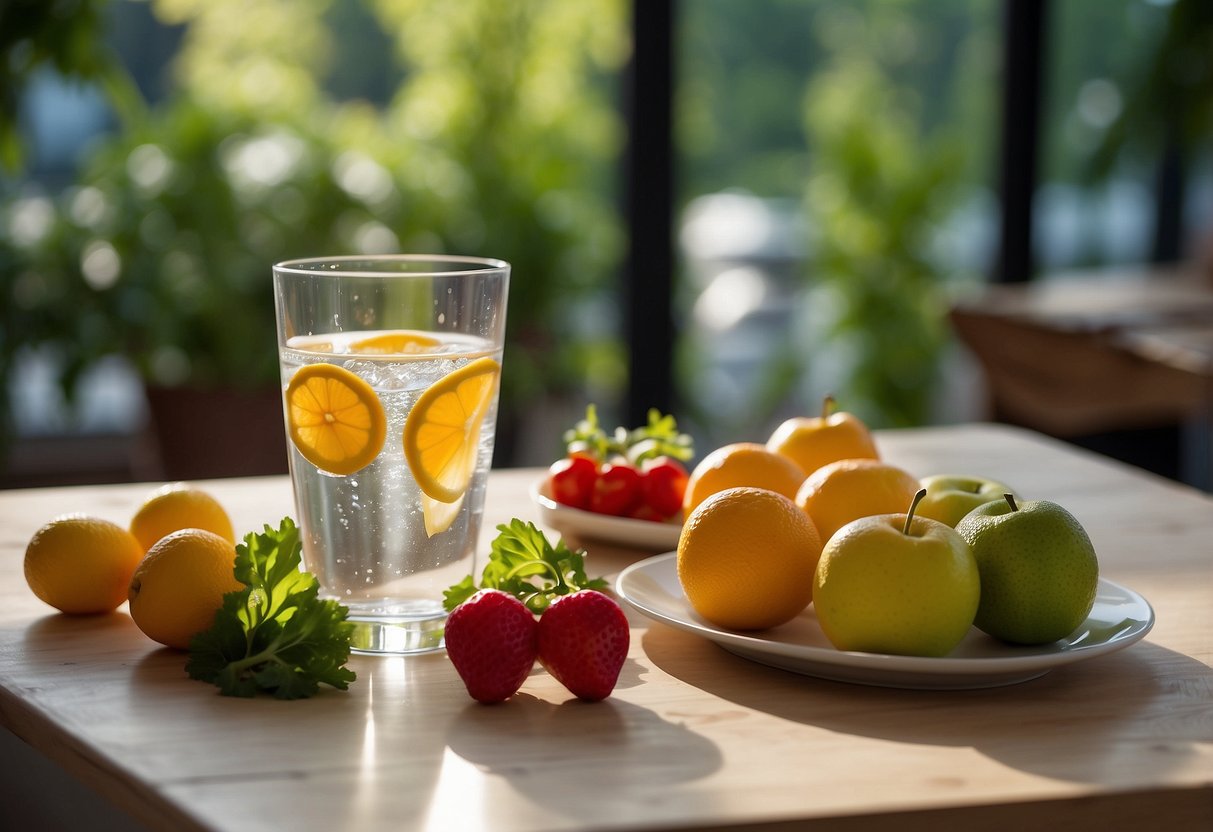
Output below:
[1,424,1211,831]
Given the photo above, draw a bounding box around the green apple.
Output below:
[916,474,1017,528]
[956,495,1099,645]
[813,489,980,657]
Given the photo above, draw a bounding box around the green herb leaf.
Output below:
[443,519,607,614]
[186,518,356,699]
[561,404,693,464]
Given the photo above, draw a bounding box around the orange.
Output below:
[403,356,500,505]
[795,458,921,543]
[677,487,823,630]
[129,482,235,553]
[24,515,144,614]
[682,442,805,515]
[127,529,242,649]
[349,330,441,355]
[285,362,387,476]
[767,395,879,476]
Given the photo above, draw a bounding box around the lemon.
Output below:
[24,515,144,614]
[285,362,387,476]
[349,330,441,355]
[403,356,500,504]
[129,482,235,553]
[677,487,823,630]
[128,529,243,649]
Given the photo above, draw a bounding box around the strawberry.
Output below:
[445,589,538,704]
[537,590,630,701]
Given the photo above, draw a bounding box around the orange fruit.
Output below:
[285,362,387,476]
[129,482,235,553]
[403,356,500,505]
[677,487,823,630]
[682,442,805,515]
[127,529,242,649]
[349,330,441,355]
[795,458,921,543]
[767,394,879,476]
[24,515,144,614]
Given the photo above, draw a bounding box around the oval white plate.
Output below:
[530,480,683,551]
[616,552,1155,690]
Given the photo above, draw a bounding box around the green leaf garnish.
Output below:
[443,519,607,614]
[561,404,693,464]
[186,517,356,699]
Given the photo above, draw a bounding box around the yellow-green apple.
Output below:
[812,489,980,657]
[766,394,878,476]
[956,495,1099,645]
[916,474,1017,527]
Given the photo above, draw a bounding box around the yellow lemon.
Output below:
[403,356,500,504]
[285,362,387,476]
[349,330,441,355]
[677,487,823,630]
[682,442,805,516]
[24,515,144,614]
[129,482,235,553]
[128,529,243,650]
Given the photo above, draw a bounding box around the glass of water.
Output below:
[272,255,509,654]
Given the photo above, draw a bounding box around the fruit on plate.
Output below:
[767,394,879,476]
[956,495,1099,645]
[916,474,1017,528]
[813,489,981,657]
[537,589,631,701]
[677,486,823,630]
[24,515,144,614]
[445,589,540,704]
[682,442,805,516]
[128,528,243,649]
[546,405,693,522]
[795,458,921,543]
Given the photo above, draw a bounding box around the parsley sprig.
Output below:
[186,518,356,699]
[443,519,607,614]
[563,404,693,465]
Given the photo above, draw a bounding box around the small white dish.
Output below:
[616,552,1155,690]
[530,480,683,551]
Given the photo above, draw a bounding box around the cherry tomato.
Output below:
[590,461,642,516]
[548,456,598,510]
[639,456,689,519]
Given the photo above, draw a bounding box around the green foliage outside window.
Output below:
[1,0,627,458]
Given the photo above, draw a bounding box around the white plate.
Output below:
[616,552,1155,690]
[530,480,683,551]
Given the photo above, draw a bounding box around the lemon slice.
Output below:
[285,363,387,476]
[350,330,441,355]
[422,493,464,537]
[403,356,500,503]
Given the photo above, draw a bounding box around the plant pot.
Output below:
[144,385,288,480]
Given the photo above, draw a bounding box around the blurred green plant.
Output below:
[1,0,627,461]
[798,10,971,428]
[0,0,143,171]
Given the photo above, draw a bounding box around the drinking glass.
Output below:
[272,255,509,654]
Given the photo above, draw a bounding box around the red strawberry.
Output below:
[445,589,538,704]
[537,590,630,701]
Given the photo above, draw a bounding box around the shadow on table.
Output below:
[641,625,1213,785]
[445,691,722,821]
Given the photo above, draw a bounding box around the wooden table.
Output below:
[2,425,1211,831]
